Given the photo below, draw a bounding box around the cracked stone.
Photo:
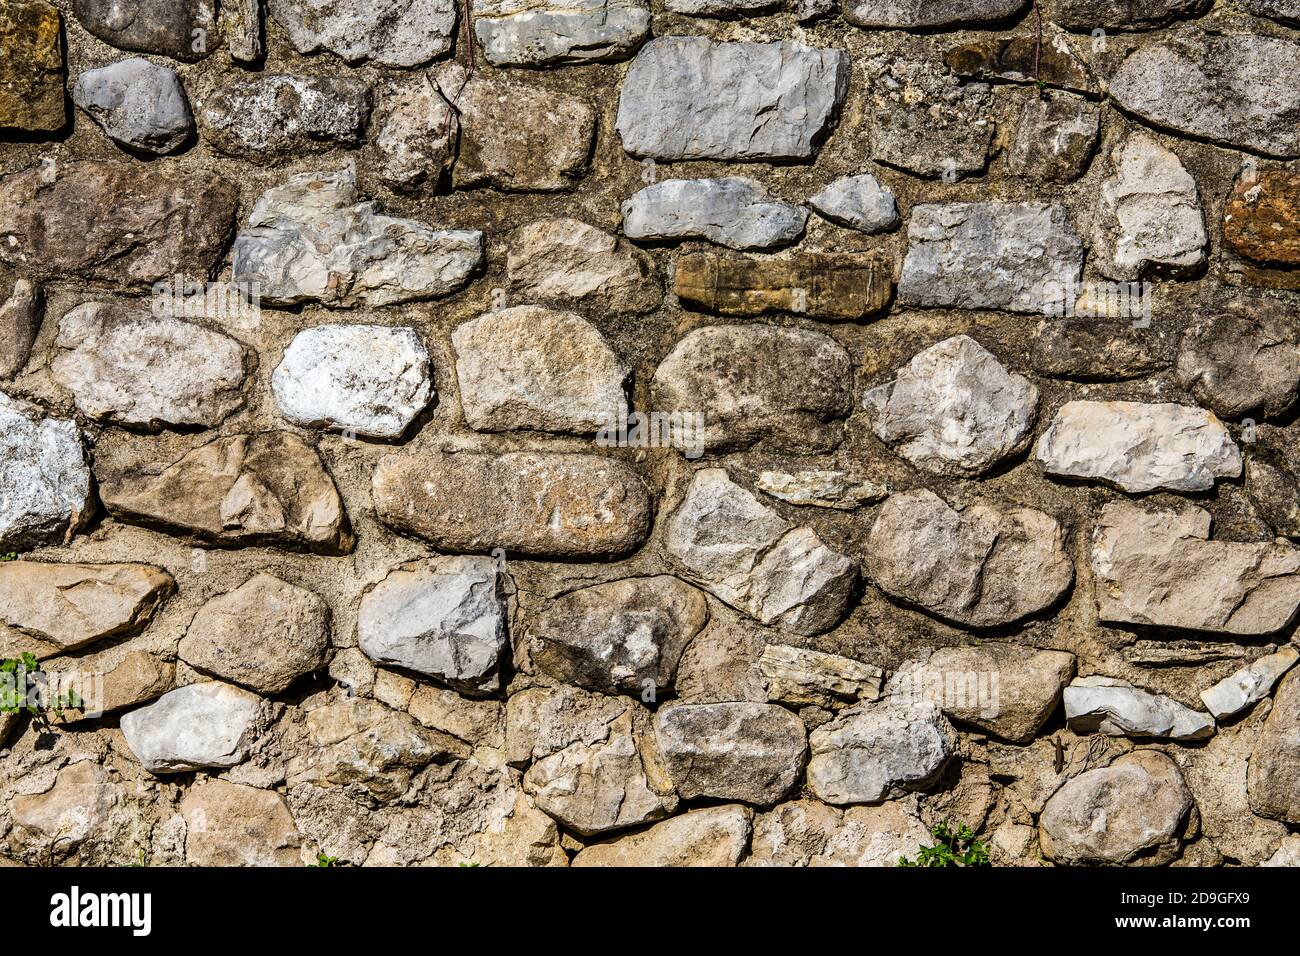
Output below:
[622,178,808,250]
[269,0,455,67]
[199,74,371,158]
[1064,676,1215,740]
[0,391,92,552]
[473,0,649,66]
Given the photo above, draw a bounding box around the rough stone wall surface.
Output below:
[1,0,1299,868]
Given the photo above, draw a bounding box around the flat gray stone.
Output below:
[1200,647,1299,720]
[473,0,650,66]
[1064,676,1215,740]
[844,0,1026,27]
[199,74,371,158]
[759,645,883,710]
[0,391,92,551]
[0,279,38,379]
[121,682,266,773]
[269,0,456,67]
[622,178,807,250]
[73,58,192,154]
[73,0,216,62]
[809,174,899,233]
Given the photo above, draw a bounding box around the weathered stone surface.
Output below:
[673,621,767,706]
[623,179,807,250]
[52,303,249,431]
[1092,134,1206,280]
[673,252,891,320]
[373,449,651,559]
[408,685,503,748]
[808,174,899,234]
[1045,0,1209,29]
[754,470,886,510]
[760,645,883,710]
[199,74,371,158]
[73,0,215,62]
[60,649,174,716]
[8,762,120,858]
[0,392,92,551]
[181,781,302,867]
[655,702,807,806]
[795,0,835,18]
[1201,647,1299,720]
[179,574,331,695]
[0,280,38,379]
[225,0,263,62]
[506,219,661,314]
[1065,676,1215,740]
[232,167,482,308]
[0,561,173,653]
[1248,449,1300,538]
[573,805,752,866]
[867,489,1073,629]
[1007,91,1099,184]
[0,162,238,286]
[807,699,956,805]
[357,557,509,695]
[898,203,1083,313]
[0,1,64,131]
[1248,670,1300,823]
[1176,307,1300,420]
[616,37,849,162]
[100,432,354,555]
[845,0,1025,26]
[1037,400,1240,493]
[365,77,455,191]
[1109,33,1300,158]
[506,684,629,765]
[438,65,596,192]
[453,307,627,435]
[473,0,650,66]
[664,469,857,636]
[121,682,266,773]
[1031,318,1161,381]
[652,325,852,452]
[919,645,1074,743]
[531,576,708,696]
[665,0,777,11]
[1091,500,1300,635]
[269,0,455,67]
[1243,0,1300,25]
[1263,835,1300,866]
[273,325,432,440]
[73,58,192,154]
[1224,170,1300,269]
[865,335,1039,477]
[944,30,1095,95]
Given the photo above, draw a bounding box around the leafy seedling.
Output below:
[898,821,991,867]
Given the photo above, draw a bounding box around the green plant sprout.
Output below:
[898,821,991,868]
[0,653,82,730]
[315,852,339,867]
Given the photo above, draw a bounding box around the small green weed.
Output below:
[315,852,339,867]
[0,653,82,730]
[898,821,990,868]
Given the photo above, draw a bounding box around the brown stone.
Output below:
[181,781,302,867]
[98,433,354,555]
[1248,669,1300,823]
[1224,170,1300,269]
[52,650,175,719]
[0,1,64,132]
[944,33,1096,94]
[673,252,892,321]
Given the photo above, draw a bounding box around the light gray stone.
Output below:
[1064,676,1215,740]
[198,74,371,158]
[232,167,482,307]
[272,325,432,440]
[898,203,1083,312]
[865,335,1039,477]
[269,0,456,67]
[121,682,267,773]
[809,174,899,234]
[506,218,661,315]
[0,391,92,551]
[1243,0,1300,25]
[1200,648,1299,720]
[844,0,1025,27]
[357,557,509,695]
[616,37,849,162]
[365,77,455,191]
[473,0,650,66]
[73,58,192,154]
[664,469,857,636]
[0,279,38,379]
[666,0,778,12]
[622,178,807,250]
[753,470,887,510]
[506,685,630,766]
[1045,0,1209,29]
[1037,400,1240,493]
[760,645,883,710]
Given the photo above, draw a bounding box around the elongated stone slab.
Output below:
[673,252,891,321]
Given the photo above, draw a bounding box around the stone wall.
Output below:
[1,0,1299,867]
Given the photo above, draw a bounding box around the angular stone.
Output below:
[473,0,649,66]
[179,574,331,695]
[99,432,354,555]
[505,684,630,766]
[1247,449,1300,537]
[1243,0,1300,24]
[121,681,267,773]
[199,74,371,158]
[506,218,661,315]
[73,0,215,62]
[1109,33,1300,158]
[181,781,302,867]
[795,0,835,18]
[1248,670,1300,823]
[674,252,891,321]
[1263,835,1300,866]
[8,762,119,855]
[373,450,651,559]
[898,203,1083,313]
[1224,170,1300,269]
[1065,676,1215,740]
[748,797,932,867]
[0,280,38,379]
[760,645,883,710]
[0,162,238,287]
[272,325,432,440]
[844,0,1025,26]
[73,58,192,154]
[1037,400,1240,493]
[753,470,887,510]
[664,469,857,636]
[1092,133,1206,280]
[365,77,455,191]
[530,576,708,697]
[51,303,249,431]
[807,699,956,805]
[62,649,174,716]
[623,179,807,251]
[1007,91,1099,184]
[269,0,455,67]
[0,1,64,131]
[655,702,807,806]
[865,335,1039,477]
[408,686,503,748]
[1031,318,1161,381]
[572,805,752,867]
[1176,307,1300,421]
[809,174,899,234]
[665,0,777,11]
[616,37,848,162]
[1201,647,1299,720]
[224,0,263,62]
[919,645,1075,744]
[232,167,482,307]
[452,307,627,435]
[1040,750,1193,865]
[944,31,1096,95]
[652,324,852,452]
[0,392,92,551]
[672,621,768,706]
[438,65,596,192]
[1045,0,1212,30]
[867,489,1073,629]
[357,557,509,695]
[1091,500,1300,635]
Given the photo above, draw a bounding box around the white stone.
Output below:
[809,174,900,233]
[0,391,92,551]
[1200,648,1300,720]
[754,470,887,510]
[473,0,650,66]
[268,0,456,67]
[1064,676,1215,740]
[120,682,265,773]
[621,178,808,250]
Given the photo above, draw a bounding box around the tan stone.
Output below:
[9,761,120,850]
[673,252,891,320]
[181,780,302,867]
[1248,669,1300,823]
[507,218,662,314]
[572,805,752,866]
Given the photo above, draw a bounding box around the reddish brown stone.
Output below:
[674,252,892,321]
[1224,170,1300,269]
[0,1,64,132]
